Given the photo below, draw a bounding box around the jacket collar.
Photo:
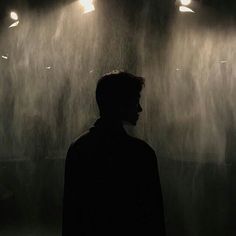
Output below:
[90,117,127,137]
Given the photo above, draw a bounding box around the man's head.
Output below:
[96,71,144,125]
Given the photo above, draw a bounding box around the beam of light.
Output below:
[9,20,20,28]
[10,11,19,20]
[180,0,192,6]
[179,6,195,13]
[79,0,95,14]
[1,55,8,60]
[46,66,52,70]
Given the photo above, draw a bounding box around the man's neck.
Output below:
[99,116,123,127]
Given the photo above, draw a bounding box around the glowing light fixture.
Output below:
[10,11,18,20]
[2,55,8,60]
[79,0,95,14]
[9,20,19,28]
[46,66,52,70]
[179,6,195,13]
[180,0,192,6]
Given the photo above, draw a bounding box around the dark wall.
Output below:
[1,158,235,236]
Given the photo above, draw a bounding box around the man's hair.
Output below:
[96,71,144,115]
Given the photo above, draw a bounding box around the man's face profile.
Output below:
[120,93,142,126]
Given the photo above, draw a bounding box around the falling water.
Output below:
[136,6,236,164]
[0,1,145,160]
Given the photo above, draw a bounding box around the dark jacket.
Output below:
[62,118,166,235]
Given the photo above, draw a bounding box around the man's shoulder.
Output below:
[66,130,94,161]
[67,129,157,160]
[127,135,156,156]
[69,130,93,149]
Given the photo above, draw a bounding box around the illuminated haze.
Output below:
[0,1,236,164]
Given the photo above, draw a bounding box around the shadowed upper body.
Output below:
[62,71,166,235]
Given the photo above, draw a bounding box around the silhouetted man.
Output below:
[62,71,166,235]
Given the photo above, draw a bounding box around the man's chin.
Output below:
[123,118,138,126]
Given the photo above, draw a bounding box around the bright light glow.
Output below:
[9,20,19,28]
[10,11,18,20]
[179,6,195,13]
[220,60,227,64]
[79,0,95,14]
[2,55,8,60]
[46,66,52,70]
[180,0,192,6]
